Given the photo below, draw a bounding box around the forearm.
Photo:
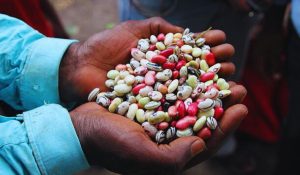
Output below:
[0,104,89,174]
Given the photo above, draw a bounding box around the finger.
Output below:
[211,43,235,61]
[228,81,237,87]
[202,30,226,46]
[187,104,248,167]
[155,136,206,173]
[223,84,247,109]
[146,17,184,36]
[218,62,236,77]
[122,17,183,39]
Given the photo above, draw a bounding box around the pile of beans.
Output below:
[88,28,231,144]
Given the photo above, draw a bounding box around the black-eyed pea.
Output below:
[177,86,193,100]
[148,91,163,101]
[87,88,100,102]
[166,127,176,140]
[198,98,215,111]
[206,117,218,130]
[131,48,146,61]
[137,39,150,52]
[155,130,166,144]
[218,90,231,99]
[105,79,115,89]
[179,66,188,77]
[196,38,205,47]
[207,63,221,74]
[96,95,111,107]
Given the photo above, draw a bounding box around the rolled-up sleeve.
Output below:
[0,104,89,175]
[0,14,77,110]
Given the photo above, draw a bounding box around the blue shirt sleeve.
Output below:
[0,14,76,111]
[0,14,90,174]
[291,0,300,37]
[0,104,89,175]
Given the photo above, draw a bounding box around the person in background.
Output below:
[0,14,247,174]
[276,1,300,174]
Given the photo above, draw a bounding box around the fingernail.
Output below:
[191,140,205,157]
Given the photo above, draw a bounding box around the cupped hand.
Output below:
[69,81,247,174]
[59,17,235,104]
[70,102,205,175]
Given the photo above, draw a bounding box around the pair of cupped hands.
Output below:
[58,17,247,174]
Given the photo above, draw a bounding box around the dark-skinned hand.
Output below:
[59,17,235,104]
[61,17,248,174]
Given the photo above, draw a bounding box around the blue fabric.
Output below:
[0,14,89,174]
[291,0,300,37]
[0,14,76,111]
[0,104,89,175]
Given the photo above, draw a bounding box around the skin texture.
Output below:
[59,17,248,174]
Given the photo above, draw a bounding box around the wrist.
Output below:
[59,42,82,103]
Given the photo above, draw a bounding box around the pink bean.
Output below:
[163,62,176,70]
[168,105,177,118]
[160,48,174,57]
[149,44,156,51]
[175,100,185,119]
[151,55,167,64]
[205,52,216,66]
[200,72,215,82]
[176,60,187,70]
[132,83,146,95]
[115,64,127,71]
[158,122,169,130]
[197,127,212,140]
[172,70,179,79]
[145,71,156,86]
[176,116,197,130]
[187,102,198,116]
[214,106,224,120]
[157,33,165,41]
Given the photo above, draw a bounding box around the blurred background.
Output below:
[1,0,297,174]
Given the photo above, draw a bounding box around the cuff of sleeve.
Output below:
[20,38,77,110]
[23,104,89,175]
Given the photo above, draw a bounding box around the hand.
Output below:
[70,91,247,175]
[59,17,235,104]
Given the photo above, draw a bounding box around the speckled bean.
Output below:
[126,103,138,120]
